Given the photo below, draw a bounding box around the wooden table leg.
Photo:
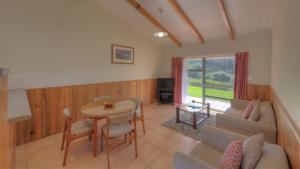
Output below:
[93,118,98,157]
[207,103,210,117]
[192,113,197,129]
[176,107,180,123]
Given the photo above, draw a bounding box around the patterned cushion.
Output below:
[221,140,243,169]
[242,101,255,119]
[248,101,261,121]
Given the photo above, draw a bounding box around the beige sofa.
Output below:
[216,99,277,143]
[173,126,289,169]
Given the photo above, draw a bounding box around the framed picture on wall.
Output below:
[111,44,134,64]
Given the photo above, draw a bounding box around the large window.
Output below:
[184,56,235,111]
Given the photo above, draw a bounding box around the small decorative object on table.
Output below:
[104,101,114,109]
[176,100,210,129]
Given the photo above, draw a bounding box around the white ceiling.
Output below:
[96,0,273,46]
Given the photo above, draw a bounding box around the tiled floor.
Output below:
[16,104,218,169]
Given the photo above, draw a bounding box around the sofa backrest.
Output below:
[257,102,276,127]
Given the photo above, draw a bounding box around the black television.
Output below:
[157,78,174,89]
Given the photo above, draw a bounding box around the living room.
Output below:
[0,0,299,169]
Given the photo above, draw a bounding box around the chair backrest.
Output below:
[130,98,141,105]
[93,96,113,103]
[130,97,142,111]
[63,108,72,125]
[108,110,136,125]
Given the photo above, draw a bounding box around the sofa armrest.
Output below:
[230,99,249,110]
[216,114,277,144]
[201,125,246,152]
[173,152,216,169]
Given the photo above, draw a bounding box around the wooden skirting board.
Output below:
[15,79,157,145]
[246,84,270,101]
[271,88,300,169]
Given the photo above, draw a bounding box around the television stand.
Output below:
[158,89,174,104]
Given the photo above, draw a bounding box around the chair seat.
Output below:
[136,108,141,118]
[104,123,133,138]
[71,119,93,136]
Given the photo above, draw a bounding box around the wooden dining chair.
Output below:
[130,98,146,135]
[60,108,94,166]
[100,110,138,169]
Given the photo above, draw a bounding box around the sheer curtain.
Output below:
[234,52,249,100]
[181,60,189,104]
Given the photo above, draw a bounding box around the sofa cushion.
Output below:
[249,101,261,121]
[220,140,243,169]
[255,144,289,169]
[242,100,255,119]
[258,102,276,127]
[225,108,243,117]
[190,143,223,169]
[241,134,264,169]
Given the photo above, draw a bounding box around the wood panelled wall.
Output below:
[15,79,157,145]
[246,84,270,101]
[271,89,300,169]
[0,73,15,168]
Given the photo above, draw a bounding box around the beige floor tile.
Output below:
[114,159,147,169]
[166,142,196,155]
[153,126,182,141]
[66,139,93,163]
[26,136,57,154]
[148,134,176,151]
[176,135,200,148]
[150,152,174,169]
[137,142,163,166]
[16,144,27,159]
[16,104,207,169]
[15,155,27,169]
[27,141,61,168]
[28,155,64,169]
[52,133,63,148]
[67,155,106,169]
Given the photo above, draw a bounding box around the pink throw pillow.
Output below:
[221,140,243,169]
[242,101,255,119]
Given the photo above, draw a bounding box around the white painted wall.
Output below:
[159,30,272,85]
[271,0,300,127]
[0,0,162,88]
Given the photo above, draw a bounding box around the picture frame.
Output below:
[111,44,134,64]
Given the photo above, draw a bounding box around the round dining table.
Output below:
[81,99,136,156]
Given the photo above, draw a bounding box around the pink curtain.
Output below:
[234,52,249,100]
[171,57,183,104]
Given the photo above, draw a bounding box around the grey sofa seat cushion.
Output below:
[71,119,93,135]
[104,123,133,138]
[255,144,289,169]
[190,143,223,169]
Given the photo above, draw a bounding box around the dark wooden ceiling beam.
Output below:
[167,0,205,44]
[218,0,235,40]
[127,0,182,47]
